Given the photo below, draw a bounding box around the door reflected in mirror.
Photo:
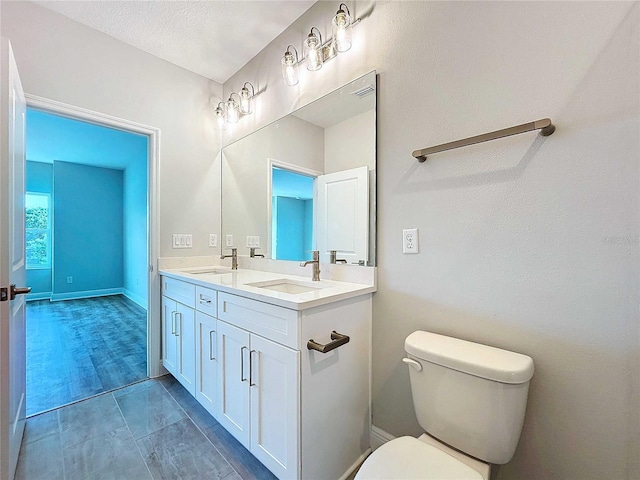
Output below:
[221,71,376,266]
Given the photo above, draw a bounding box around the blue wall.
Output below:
[26,161,53,296]
[53,161,124,297]
[274,197,313,261]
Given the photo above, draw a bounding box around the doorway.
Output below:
[23,101,159,415]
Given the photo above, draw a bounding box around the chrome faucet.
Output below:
[300,250,320,281]
[221,247,238,270]
[249,247,264,258]
[329,250,347,264]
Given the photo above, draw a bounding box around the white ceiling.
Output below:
[34,0,317,84]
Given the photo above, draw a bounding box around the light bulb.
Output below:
[332,5,352,52]
[239,83,254,115]
[226,96,239,123]
[214,103,226,130]
[281,47,299,86]
[304,28,323,71]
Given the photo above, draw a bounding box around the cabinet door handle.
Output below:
[307,331,350,353]
[199,294,212,305]
[240,346,248,382]
[171,311,177,335]
[209,331,216,360]
[176,312,182,337]
[249,350,257,387]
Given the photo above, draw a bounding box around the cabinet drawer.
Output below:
[196,286,217,317]
[162,276,195,307]
[218,292,299,349]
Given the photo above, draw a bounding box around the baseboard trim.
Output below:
[50,288,124,302]
[339,448,371,480]
[370,425,396,451]
[26,292,52,301]
[123,289,148,309]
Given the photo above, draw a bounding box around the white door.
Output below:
[0,38,28,480]
[250,335,299,480]
[217,320,250,448]
[176,302,195,394]
[161,297,178,376]
[315,166,369,265]
[195,312,218,417]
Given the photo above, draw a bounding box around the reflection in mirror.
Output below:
[221,70,376,266]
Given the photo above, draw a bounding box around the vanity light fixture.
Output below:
[281,45,299,86]
[332,3,353,52]
[214,102,226,130]
[304,27,323,71]
[281,3,361,86]
[226,93,240,124]
[239,82,255,115]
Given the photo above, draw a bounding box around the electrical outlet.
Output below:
[209,234,218,247]
[66,276,73,284]
[402,228,419,254]
[225,234,234,247]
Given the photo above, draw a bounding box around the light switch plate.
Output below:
[402,228,419,254]
[209,234,218,247]
[173,234,192,249]
[246,236,261,248]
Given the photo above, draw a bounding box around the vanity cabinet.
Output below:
[217,319,299,479]
[160,274,372,480]
[161,291,196,394]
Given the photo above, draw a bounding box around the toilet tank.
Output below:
[404,331,534,465]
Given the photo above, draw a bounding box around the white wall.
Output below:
[224,2,640,479]
[324,109,375,174]
[1,0,223,259]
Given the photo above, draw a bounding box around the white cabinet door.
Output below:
[217,320,250,448]
[176,302,195,394]
[250,335,300,480]
[195,311,218,417]
[162,296,179,375]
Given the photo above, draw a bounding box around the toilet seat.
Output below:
[355,436,485,480]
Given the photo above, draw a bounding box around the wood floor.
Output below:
[26,295,147,416]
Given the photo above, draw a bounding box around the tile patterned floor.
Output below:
[16,375,278,480]
[26,295,148,415]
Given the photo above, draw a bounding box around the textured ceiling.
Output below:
[34,0,317,84]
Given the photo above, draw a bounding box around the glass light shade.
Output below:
[332,8,352,52]
[304,32,323,71]
[281,50,299,86]
[239,87,252,115]
[214,103,226,130]
[226,97,239,123]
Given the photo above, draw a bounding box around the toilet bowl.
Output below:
[356,331,534,480]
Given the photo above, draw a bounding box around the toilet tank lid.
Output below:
[405,331,534,384]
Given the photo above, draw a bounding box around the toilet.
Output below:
[356,331,534,480]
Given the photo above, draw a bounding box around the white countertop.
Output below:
[159,266,376,310]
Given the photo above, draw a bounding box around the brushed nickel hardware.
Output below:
[171,311,177,335]
[241,346,248,382]
[249,350,257,387]
[329,250,347,264]
[307,331,350,353]
[413,118,555,162]
[9,284,31,301]
[402,357,423,371]
[209,331,216,360]
[199,294,212,305]
[249,247,264,258]
[176,312,182,337]
[300,250,321,281]
[221,247,238,270]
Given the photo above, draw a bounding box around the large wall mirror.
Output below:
[221,70,376,266]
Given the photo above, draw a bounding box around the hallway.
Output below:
[27,295,147,415]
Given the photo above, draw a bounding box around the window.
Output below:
[26,192,51,269]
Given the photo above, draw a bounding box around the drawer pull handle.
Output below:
[307,331,350,353]
[249,350,257,387]
[199,295,212,305]
[171,311,177,335]
[209,331,216,360]
[240,346,248,382]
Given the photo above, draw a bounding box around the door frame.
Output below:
[24,94,162,378]
[267,158,321,260]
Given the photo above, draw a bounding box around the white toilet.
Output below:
[356,331,534,480]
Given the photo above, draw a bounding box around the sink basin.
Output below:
[182,268,231,275]
[247,279,326,295]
